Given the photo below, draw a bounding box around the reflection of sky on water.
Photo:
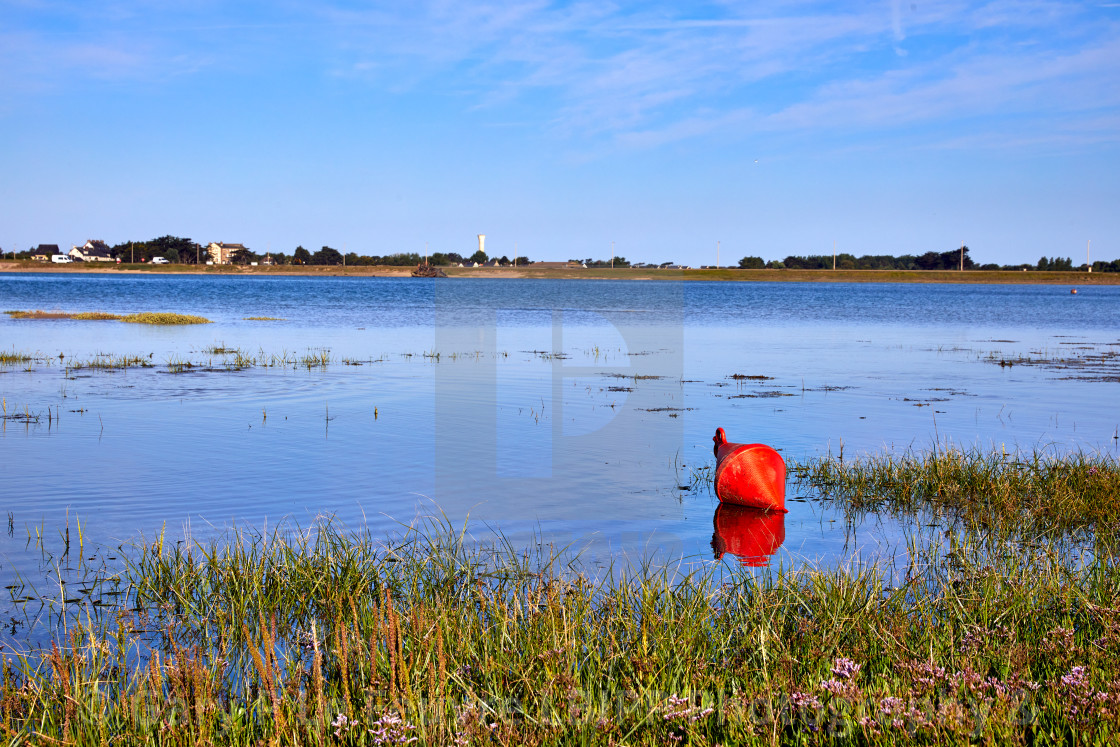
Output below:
[1,274,1119,590]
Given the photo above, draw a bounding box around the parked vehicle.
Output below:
[150,257,170,265]
[50,255,72,264]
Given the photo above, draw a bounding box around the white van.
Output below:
[51,254,72,264]
[150,257,170,265]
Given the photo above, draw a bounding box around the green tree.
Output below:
[293,246,312,265]
[230,246,257,264]
[147,236,199,264]
[738,256,765,269]
[312,246,344,265]
[469,249,488,264]
[111,240,149,263]
[915,251,944,270]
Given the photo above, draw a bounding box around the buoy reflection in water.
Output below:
[711,504,786,567]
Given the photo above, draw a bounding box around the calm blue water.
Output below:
[1,274,1117,589]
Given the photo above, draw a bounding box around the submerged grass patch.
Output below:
[3,515,1120,745]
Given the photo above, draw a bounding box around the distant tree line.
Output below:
[0,238,535,267]
[272,246,535,267]
[5,238,1119,272]
[571,257,631,268]
[738,247,1120,272]
[741,247,977,270]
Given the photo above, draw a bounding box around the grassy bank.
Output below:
[4,259,1119,284]
[3,449,1120,745]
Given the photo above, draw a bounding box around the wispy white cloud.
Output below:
[3,0,1118,156]
[305,0,1120,153]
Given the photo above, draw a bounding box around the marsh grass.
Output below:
[4,507,1120,745]
[120,312,211,325]
[5,310,211,324]
[70,311,121,320]
[5,309,73,319]
[793,445,1120,539]
[66,353,153,371]
[299,349,332,369]
[0,349,36,365]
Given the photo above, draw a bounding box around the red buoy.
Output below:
[711,504,786,566]
[712,427,786,511]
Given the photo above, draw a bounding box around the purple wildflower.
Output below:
[831,657,861,680]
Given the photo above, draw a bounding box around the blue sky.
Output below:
[2,1,1118,265]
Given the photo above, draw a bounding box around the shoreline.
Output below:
[3,260,1118,285]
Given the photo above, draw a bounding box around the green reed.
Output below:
[299,349,332,369]
[65,353,153,371]
[0,349,36,365]
[4,501,1120,745]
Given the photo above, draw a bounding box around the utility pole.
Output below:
[717,240,720,268]
[1088,239,1092,273]
[611,241,614,269]
[130,242,134,264]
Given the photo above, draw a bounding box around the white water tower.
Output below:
[477,234,486,256]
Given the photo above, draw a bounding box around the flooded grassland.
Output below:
[1,275,1119,744]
